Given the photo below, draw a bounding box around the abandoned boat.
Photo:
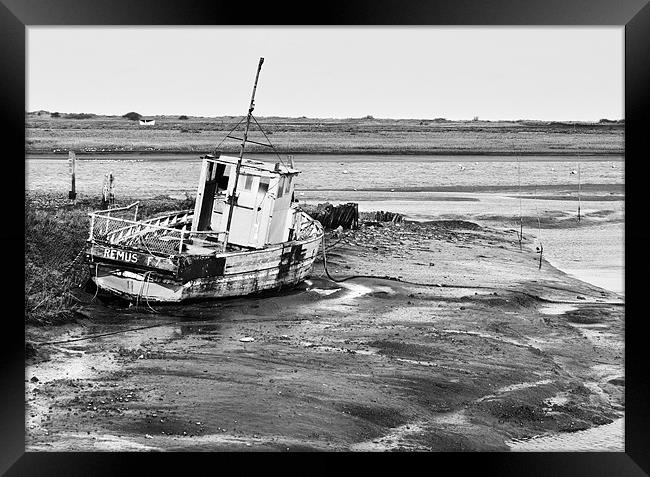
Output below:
[84,58,324,302]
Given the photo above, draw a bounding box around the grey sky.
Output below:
[27,27,623,121]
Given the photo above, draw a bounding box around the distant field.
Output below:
[25,113,624,156]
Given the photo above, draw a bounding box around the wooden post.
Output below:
[577,163,581,222]
[108,171,115,206]
[101,173,108,210]
[68,151,77,200]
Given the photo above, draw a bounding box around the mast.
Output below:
[225,57,264,239]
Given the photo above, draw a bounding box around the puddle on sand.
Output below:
[338,281,373,300]
[475,379,555,403]
[538,303,577,315]
[304,279,372,301]
[507,418,624,451]
[309,288,342,296]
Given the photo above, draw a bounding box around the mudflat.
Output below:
[25,219,624,451]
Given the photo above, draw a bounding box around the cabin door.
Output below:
[196,162,224,231]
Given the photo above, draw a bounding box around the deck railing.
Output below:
[89,206,228,256]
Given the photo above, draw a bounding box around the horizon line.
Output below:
[26,111,625,123]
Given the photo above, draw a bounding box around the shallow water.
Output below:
[25,154,624,295]
[507,418,623,452]
[25,153,624,198]
[350,195,624,296]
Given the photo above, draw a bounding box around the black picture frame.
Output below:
[4,0,648,474]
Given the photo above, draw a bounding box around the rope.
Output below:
[60,247,86,277]
[91,264,100,302]
[142,271,159,314]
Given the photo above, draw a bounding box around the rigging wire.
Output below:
[251,114,287,168]
[213,116,246,153]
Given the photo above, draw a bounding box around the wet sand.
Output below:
[25,220,624,451]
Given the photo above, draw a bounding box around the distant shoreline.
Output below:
[25,115,624,157]
[26,151,625,160]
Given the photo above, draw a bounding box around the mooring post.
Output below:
[108,171,115,206]
[101,173,108,210]
[68,151,77,200]
[577,163,581,222]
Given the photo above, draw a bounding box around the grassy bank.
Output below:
[26,113,624,156]
[24,192,195,325]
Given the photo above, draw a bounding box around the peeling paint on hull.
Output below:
[91,230,323,303]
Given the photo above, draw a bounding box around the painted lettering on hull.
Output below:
[102,247,139,263]
[89,244,177,273]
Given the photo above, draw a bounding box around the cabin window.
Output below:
[277,177,284,198]
[284,176,292,194]
[243,174,254,191]
[217,165,230,190]
[258,177,269,197]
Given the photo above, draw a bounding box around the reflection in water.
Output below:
[507,418,623,452]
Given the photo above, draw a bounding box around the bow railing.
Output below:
[89,205,228,255]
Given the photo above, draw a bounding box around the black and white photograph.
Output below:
[24,26,626,452]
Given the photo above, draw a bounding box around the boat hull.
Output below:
[88,229,323,303]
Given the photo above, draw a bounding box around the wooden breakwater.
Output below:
[301,202,359,230]
[301,203,405,230]
[369,210,404,224]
